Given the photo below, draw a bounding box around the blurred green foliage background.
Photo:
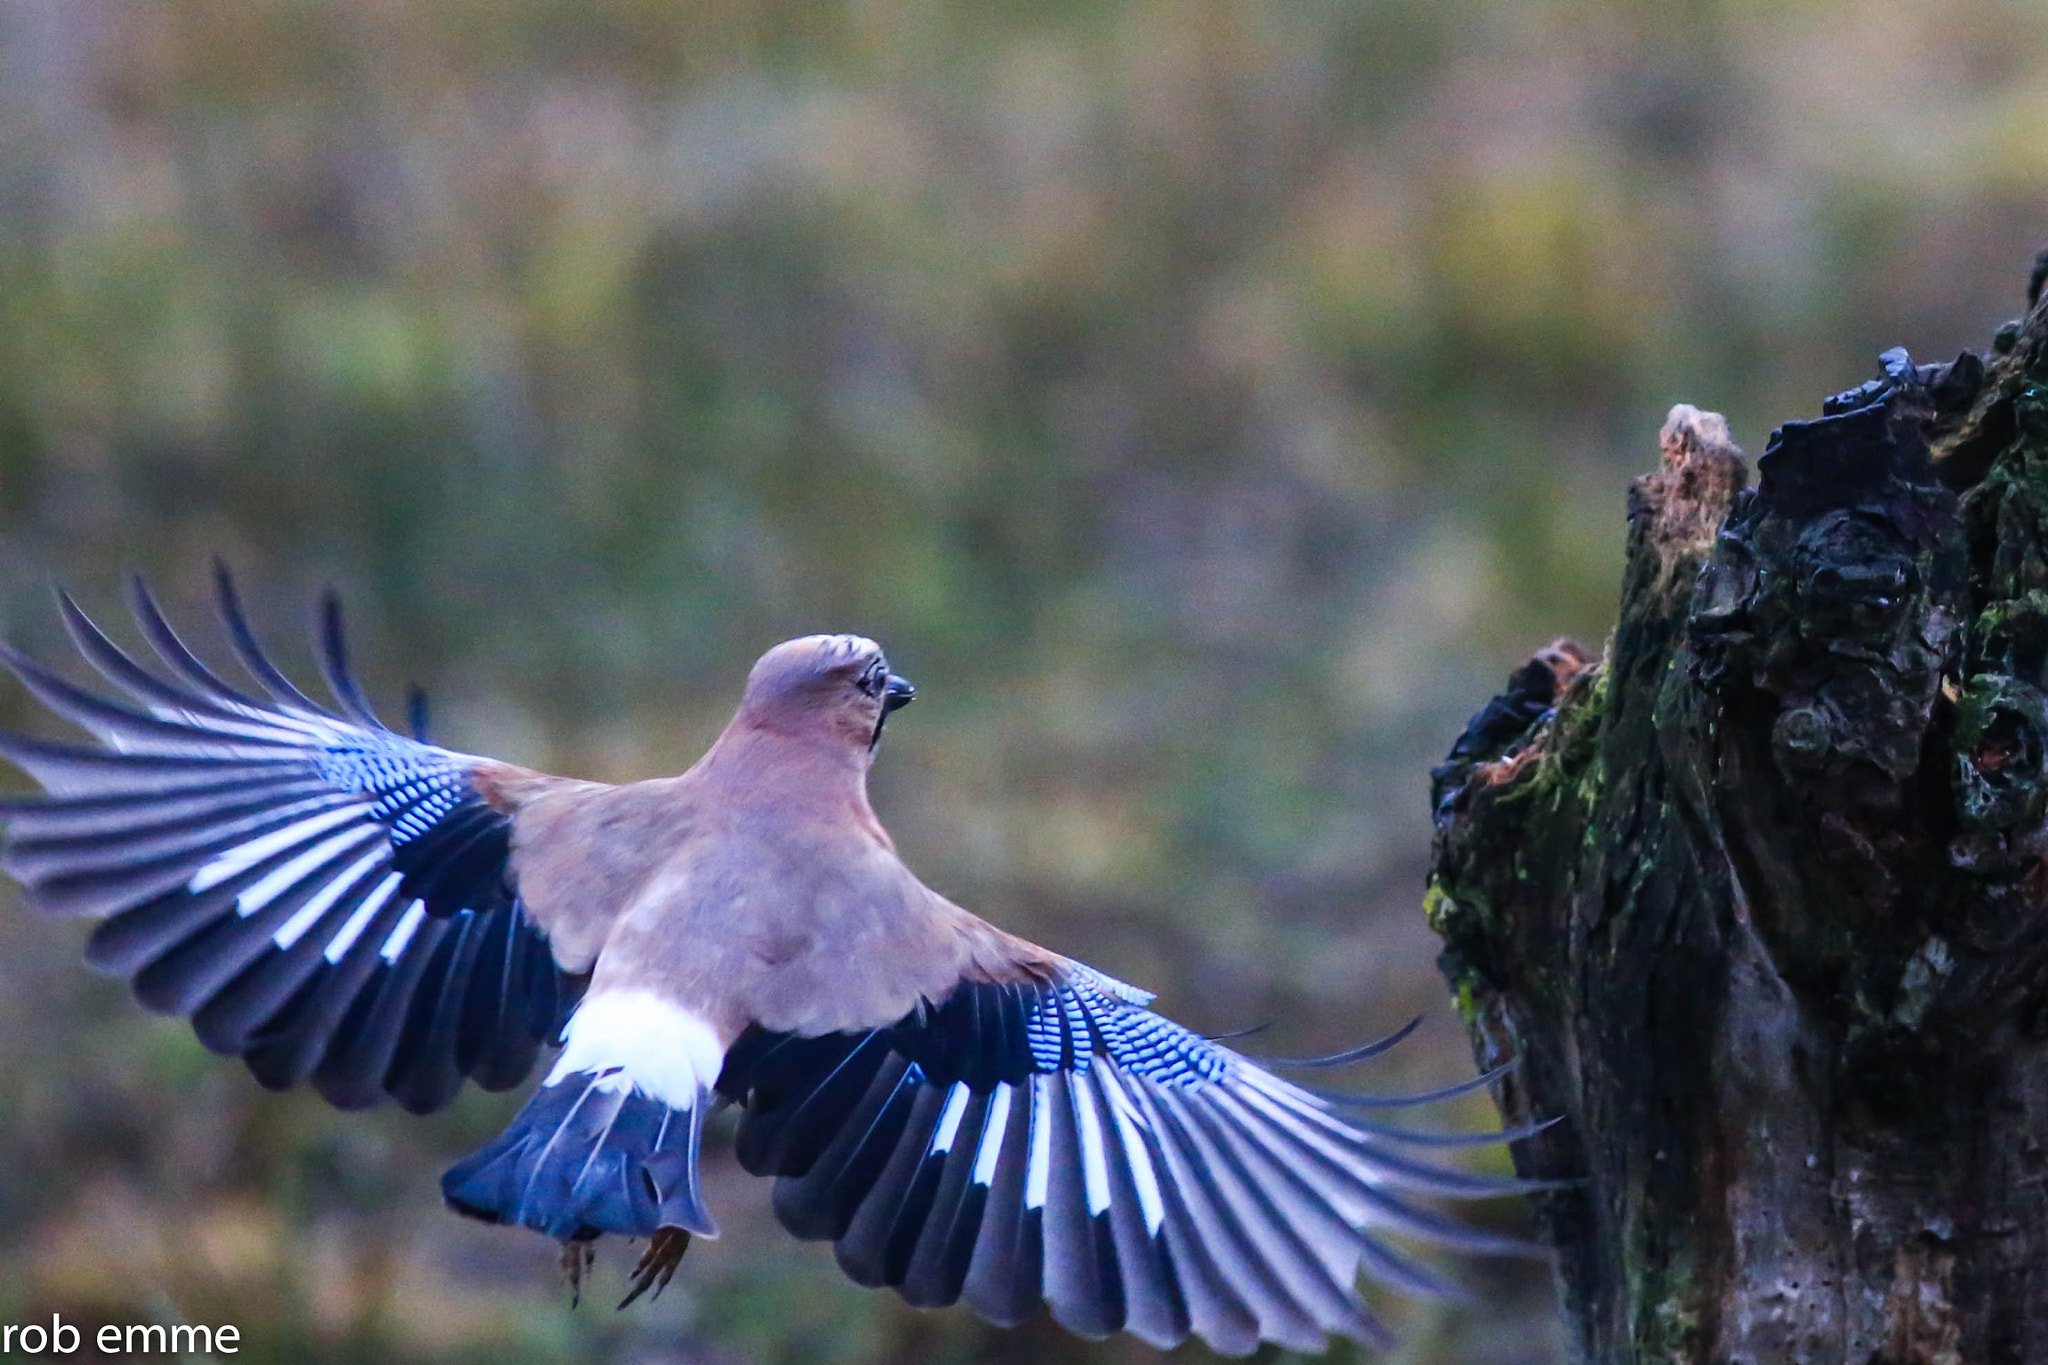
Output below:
[0,1,2042,1361]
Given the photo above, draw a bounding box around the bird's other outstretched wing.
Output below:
[0,569,590,1113]
[716,961,1541,1356]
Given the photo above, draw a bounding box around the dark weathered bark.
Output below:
[1428,258,2048,1365]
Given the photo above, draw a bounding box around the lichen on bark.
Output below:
[1428,259,2048,1364]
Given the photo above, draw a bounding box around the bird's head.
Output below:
[736,634,916,755]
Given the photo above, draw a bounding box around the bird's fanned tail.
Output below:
[443,986,729,1252]
[441,1067,718,1242]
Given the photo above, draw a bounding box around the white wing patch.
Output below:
[972,1082,1013,1187]
[187,799,370,891]
[271,845,388,949]
[1094,1068,1166,1234]
[1070,1068,1112,1216]
[322,873,407,963]
[1024,1074,1054,1210]
[931,1082,972,1156]
[235,823,381,918]
[379,901,428,962]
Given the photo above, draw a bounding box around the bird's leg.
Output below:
[618,1226,692,1309]
[560,1238,596,1308]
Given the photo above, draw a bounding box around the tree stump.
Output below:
[1428,257,2048,1365]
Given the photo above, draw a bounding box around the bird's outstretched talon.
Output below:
[561,1238,595,1308]
[618,1226,691,1309]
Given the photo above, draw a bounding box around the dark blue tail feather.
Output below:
[443,1069,718,1241]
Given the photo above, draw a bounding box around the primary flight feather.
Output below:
[0,570,1535,1355]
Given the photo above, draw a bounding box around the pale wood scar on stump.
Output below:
[1427,260,2048,1365]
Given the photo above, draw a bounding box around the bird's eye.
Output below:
[857,659,889,698]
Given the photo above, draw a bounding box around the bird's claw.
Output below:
[618,1226,692,1309]
[561,1238,596,1308]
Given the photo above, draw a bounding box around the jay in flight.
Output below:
[0,570,1536,1355]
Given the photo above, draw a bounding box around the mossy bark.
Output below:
[1429,261,2048,1365]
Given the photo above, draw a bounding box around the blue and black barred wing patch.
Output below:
[0,571,583,1114]
[717,965,1542,1356]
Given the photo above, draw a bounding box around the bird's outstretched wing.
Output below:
[716,962,1538,1355]
[0,570,587,1113]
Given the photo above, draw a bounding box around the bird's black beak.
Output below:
[870,673,915,753]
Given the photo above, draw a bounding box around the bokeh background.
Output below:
[0,1,2042,1362]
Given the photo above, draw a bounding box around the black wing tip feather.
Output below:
[49,582,263,727]
[0,727,91,768]
[1252,1015,1424,1071]
[207,559,244,630]
[209,560,334,715]
[50,583,91,635]
[407,685,432,743]
[1301,1057,1521,1111]
[1200,1020,1272,1043]
[317,587,386,729]
[0,638,215,754]
[1344,1112,1567,1150]
[50,588,135,688]
[0,636,47,684]
[20,567,355,729]
[125,573,270,710]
